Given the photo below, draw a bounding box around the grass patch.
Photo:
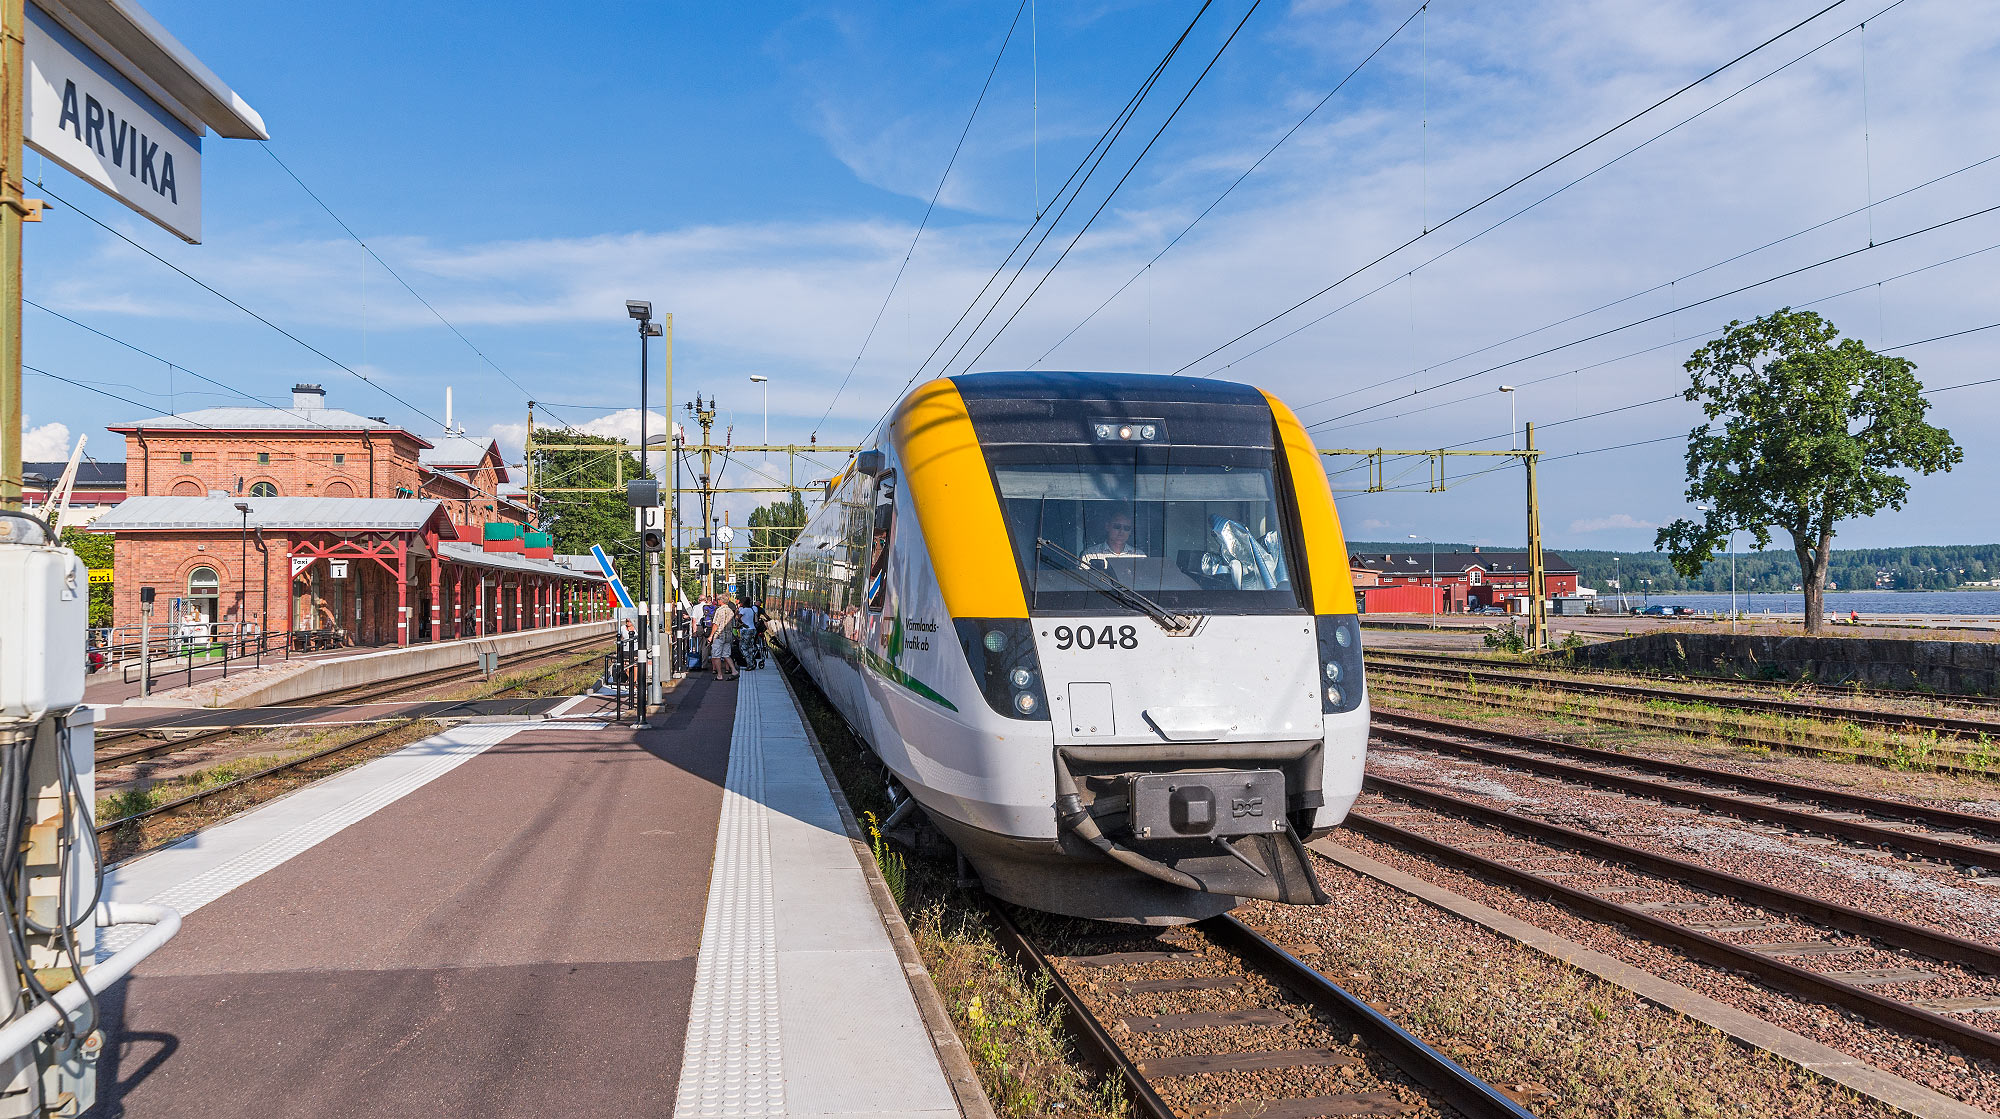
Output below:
[778,651,1128,1119]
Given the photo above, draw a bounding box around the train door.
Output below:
[865,472,897,654]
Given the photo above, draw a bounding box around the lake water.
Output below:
[1602,590,2000,617]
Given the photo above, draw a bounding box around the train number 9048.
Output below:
[1051,624,1139,651]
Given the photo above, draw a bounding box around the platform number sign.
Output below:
[330,560,349,579]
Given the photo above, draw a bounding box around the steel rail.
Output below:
[1372,717,2000,871]
[1365,655,2000,738]
[1364,773,2000,973]
[95,721,415,837]
[97,648,607,841]
[1369,677,1997,779]
[1202,914,1538,1119]
[1375,710,2000,840]
[983,899,1535,1119]
[1342,810,2000,1064]
[1367,648,2000,712]
[95,634,611,759]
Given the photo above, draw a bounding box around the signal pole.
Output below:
[1524,422,1548,651]
[686,396,719,599]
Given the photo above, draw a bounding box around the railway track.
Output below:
[93,633,612,768]
[1342,790,2000,1065]
[985,901,1536,1119]
[1372,712,2000,871]
[1365,650,2000,736]
[1368,673,2000,779]
[1370,648,2000,713]
[95,644,606,846]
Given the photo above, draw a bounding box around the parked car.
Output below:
[1635,604,1679,617]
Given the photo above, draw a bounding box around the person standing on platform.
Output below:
[708,595,739,680]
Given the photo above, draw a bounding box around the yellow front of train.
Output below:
[861,370,1367,924]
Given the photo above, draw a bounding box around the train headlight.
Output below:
[1315,614,1365,715]
[956,619,1050,721]
[1091,420,1164,442]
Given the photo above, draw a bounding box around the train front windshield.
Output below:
[990,444,1303,615]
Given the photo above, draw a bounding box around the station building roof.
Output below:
[89,495,450,532]
[1350,550,1578,576]
[106,405,430,442]
[22,461,126,487]
[437,541,605,581]
[419,436,508,478]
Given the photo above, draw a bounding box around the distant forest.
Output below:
[1347,542,2000,593]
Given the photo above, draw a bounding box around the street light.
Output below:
[749,375,769,448]
[235,501,250,650]
[626,299,666,716]
[1498,385,1518,450]
[1409,533,1437,623]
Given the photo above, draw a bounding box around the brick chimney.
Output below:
[293,383,326,410]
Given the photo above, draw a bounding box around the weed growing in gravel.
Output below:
[781,653,1129,1119]
[863,811,909,908]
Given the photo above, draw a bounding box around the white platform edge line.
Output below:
[96,721,533,960]
[675,675,785,1118]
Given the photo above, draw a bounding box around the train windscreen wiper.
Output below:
[1036,538,1194,633]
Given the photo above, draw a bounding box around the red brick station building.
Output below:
[1350,548,1580,613]
[88,384,608,647]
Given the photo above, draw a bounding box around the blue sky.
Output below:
[20,0,2000,551]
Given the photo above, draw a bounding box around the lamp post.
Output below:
[749,375,769,447]
[235,501,250,652]
[1612,555,1621,614]
[1498,385,1518,450]
[626,300,666,715]
[1408,533,1436,623]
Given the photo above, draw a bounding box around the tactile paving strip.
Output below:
[97,722,532,961]
[675,675,784,1117]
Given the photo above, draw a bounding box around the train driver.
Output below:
[1080,510,1146,567]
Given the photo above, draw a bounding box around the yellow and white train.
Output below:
[769,371,1367,924]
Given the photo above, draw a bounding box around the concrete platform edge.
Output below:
[776,668,999,1119]
[1308,838,1992,1119]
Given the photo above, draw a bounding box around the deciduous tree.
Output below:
[1655,309,1960,633]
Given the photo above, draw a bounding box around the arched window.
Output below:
[250,481,278,497]
[186,565,221,625]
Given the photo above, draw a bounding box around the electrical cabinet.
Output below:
[0,544,88,724]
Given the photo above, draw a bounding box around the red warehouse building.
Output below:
[1349,548,1579,612]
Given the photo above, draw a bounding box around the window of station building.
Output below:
[186,566,220,624]
[257,452,270,464]
[334,453,345,465]
[179,451,193,463]
[250,482,278,497]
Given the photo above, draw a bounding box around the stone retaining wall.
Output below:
[1567,631,2000,695]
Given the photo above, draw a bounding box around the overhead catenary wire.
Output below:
[810,0,1032,439]
[35,181,445,429]
[1306,198,2000,430]
[1288,138,1997,419]
[261,144,540,410]
[1027,0,1429,368]
[1170,0,1866,378]
[853,0,1223,442]
[945,0,1266,378]
[1199,0,1914,392]
[1317,234,2000,439]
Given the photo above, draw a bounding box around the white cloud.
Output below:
[1568,513,1659,534]
[21,419,72,461]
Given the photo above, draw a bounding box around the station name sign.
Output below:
[22,2,204,242]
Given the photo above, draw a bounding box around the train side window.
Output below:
[867,473,896,613]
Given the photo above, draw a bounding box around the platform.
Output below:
[89,669,964,1118]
